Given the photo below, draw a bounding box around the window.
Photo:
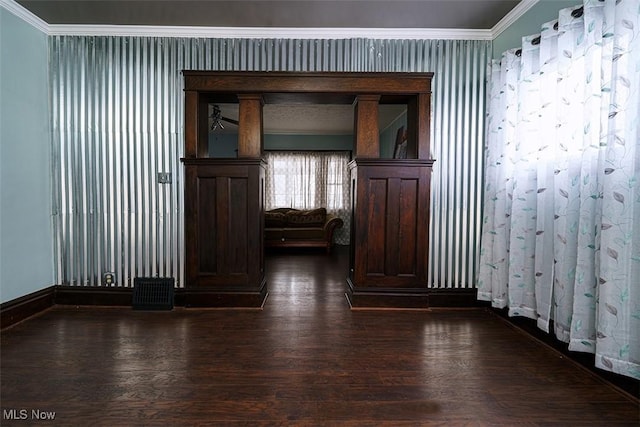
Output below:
[264,151,350,211]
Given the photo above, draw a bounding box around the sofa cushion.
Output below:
[285,208,327,227]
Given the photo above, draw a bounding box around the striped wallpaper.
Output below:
[49,36,490,289]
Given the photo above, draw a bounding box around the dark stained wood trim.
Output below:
[237,94,264,157]
[0,286,55,329]
[54,285,133,306]
[1,286,481,312]
[54,284,267,309]
[0,247,471,322]
[180,281,268,309]
[354,94,381,158]
[4,285,269,310]
[349,158,436,168]
[346,278,429,309]
[1,284,478,316]
[184,90,199,159]
[197,92,210,158]
[182,71,434,95]
[407,92,432,159]
[181,158,267,166]
[345,281,485,310]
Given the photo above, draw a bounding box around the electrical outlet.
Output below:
[157,172,172,184]
[103,272,116,286]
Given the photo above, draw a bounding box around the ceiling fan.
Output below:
[210,105,239,131]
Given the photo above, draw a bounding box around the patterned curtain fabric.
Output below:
[264,151,351,244]
[478,0,639,379]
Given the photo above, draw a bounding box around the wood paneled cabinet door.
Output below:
[347,159,434,308]
[182,159,266,307]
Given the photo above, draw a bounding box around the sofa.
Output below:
[264,208,344,253]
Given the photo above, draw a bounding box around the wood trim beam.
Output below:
[183,71,433,96]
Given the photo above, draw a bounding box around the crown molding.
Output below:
[0,0,49,33]
[491,0,539,38]
[46,24,493,40]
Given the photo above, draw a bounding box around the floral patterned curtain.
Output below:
[478,0,639,379]
[264,151,351,244]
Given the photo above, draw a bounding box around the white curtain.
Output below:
[478,0,640,380]
[264,151,351,244]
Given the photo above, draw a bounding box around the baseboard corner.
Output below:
[1,286,56,329]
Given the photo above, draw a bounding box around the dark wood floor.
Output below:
[2,247,638,426]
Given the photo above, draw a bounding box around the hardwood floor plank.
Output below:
[1,248,638,425]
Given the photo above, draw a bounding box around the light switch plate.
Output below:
[157,172,172,184]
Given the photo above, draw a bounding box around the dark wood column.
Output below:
[237,94,264,157]
[347,83,433,308]
[183,159,266,307]
[347,159,434,308]
[407,92,431,160]
[182,88,266,307]
[353,95,381,158]
[184,90,209,158]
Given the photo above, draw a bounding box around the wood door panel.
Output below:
[397,178,418,275]
[227,177,249,274]
[365,179,387,275]
[384,177,401,277]
[196,176,250,278]
[197,177,218,273]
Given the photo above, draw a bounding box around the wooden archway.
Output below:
[182,71,434,308]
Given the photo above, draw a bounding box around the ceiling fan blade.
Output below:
[221,116,239,126]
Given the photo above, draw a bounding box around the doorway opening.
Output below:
[182,71,433,309]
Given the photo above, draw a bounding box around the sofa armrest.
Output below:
[323,214,344,241]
